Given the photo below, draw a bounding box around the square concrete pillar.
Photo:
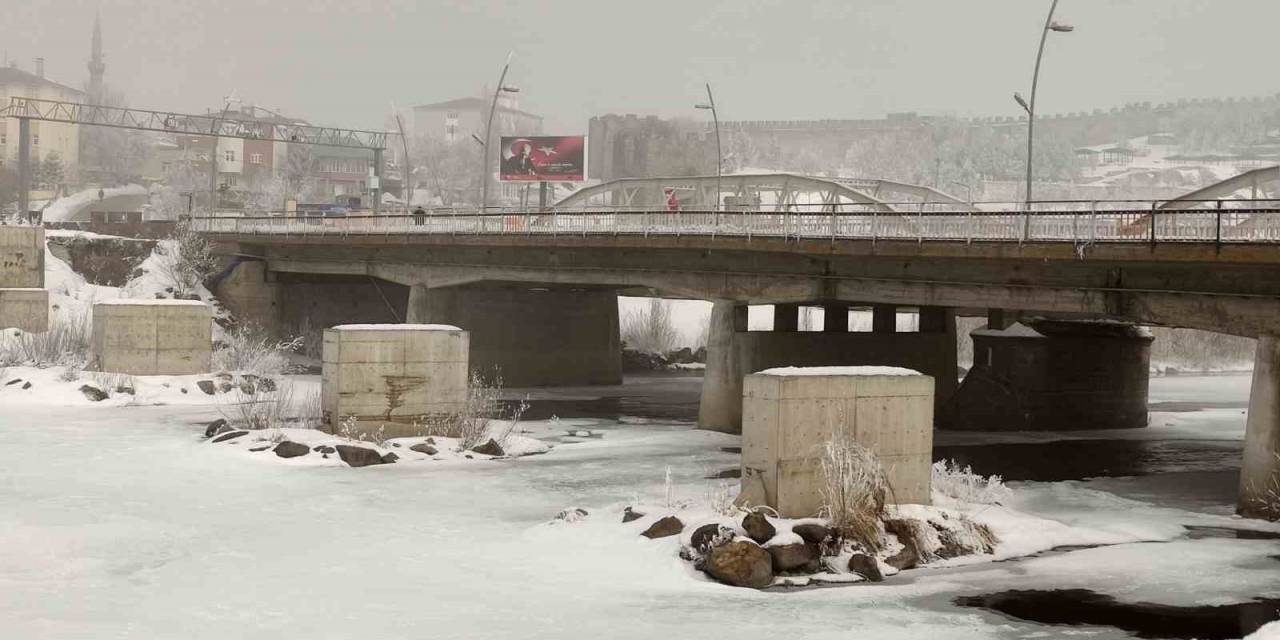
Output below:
[90,300,212,375]
[0,288,48,332]
[731,304,749,333]
[741,367,934,518]
[322,324,469,438]
[0,226,44,288]
[872,304,897,334]
[823,303,850,332]
[987,308,1013,330]
[774,304,799,332]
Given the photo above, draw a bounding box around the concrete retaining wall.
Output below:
[741,368,934,517]
[321,324,469,438]
[0,288,49,332]
[0,226,44,288]
[90,300,212,374]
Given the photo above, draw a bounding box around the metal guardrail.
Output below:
[189,199,1280,245]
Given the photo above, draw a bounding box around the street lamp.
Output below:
[479,53,519,211]
[694,82,721,211]
[1016,0,1073,237]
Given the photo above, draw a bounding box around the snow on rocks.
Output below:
[610,485,1186,590]
[0,366,288,408]
[202,424,552,470]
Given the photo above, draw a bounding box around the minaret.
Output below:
[87,13,105,103]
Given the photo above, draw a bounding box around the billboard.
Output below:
[499,135,586,182]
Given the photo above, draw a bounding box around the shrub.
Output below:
[621,298,679,354]
[419,371,527,450]
[931,459,1012,506]
[219,379,297,430]
[818,428,890,552]
[0,310,91,368]
[153,222,217,298]
[213,324,302,376]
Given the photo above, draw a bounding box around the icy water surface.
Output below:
[956,589,1280,639]
[2,372,1276,639]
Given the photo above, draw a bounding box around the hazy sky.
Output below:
[4,0,1278,133]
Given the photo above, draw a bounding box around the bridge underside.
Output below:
[210,234,1280,519]
[224,235,1280,338]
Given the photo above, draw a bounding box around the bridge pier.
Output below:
[698,301,957,434]
[407,283,621,387]
[944,320,1152,431]
[1240,334,1280,520]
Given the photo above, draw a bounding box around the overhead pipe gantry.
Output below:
[1,96,389,218]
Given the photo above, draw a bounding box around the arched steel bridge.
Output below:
[553,173,976,212]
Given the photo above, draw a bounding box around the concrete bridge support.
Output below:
[1240,335,1280,520]
[698,301,957,433]
[944,320,1152,431]
[406,283,621,387]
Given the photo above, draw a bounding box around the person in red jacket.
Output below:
[665,187,680,212]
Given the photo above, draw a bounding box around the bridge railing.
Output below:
[188,199,1280,244]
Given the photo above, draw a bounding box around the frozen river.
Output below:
[1,374,1277,639]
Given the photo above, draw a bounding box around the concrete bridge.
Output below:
[194,191,1280,519]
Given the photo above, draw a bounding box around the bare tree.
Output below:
[621,298,680,354]
[79,86,153,184]
[413,136,480,206]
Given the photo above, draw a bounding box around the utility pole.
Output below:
[695,83,721,210]
[1015,0,1074,239]
[480,53,518,211]
[17,117,30,221]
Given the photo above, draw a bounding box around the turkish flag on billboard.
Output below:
[499,135,586,182]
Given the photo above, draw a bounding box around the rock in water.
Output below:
[203,418,229,438]
[470,438,505,457]
[410,443,438,455]
[884,545,919,571]
[381,452,399,464]
[767,543,817,573]
[621,507,645,523]
[196,380,216,395]
[792,523,832,546]
[312,445,336,454]
[335,445,388,468]
[705,541,774,589]
[641,516,684,539]
[78,384,108,402]
[690,523,726,552]
[742,512,776,544]
[848,553,884,582]
[211,430,248,443]
[274,441,310,458]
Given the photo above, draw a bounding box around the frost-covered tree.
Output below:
[36,151,65,189]
[79,86,153,184]
[412,136,480,206]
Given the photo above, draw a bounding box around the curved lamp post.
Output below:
[480,53,519,211]
[1015,0,1073,238]
[695,83,721,210]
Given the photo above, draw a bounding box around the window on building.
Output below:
[249,153,263,164]
[224,150,235,162]
[0,132,5,145]
[32,133,39,146]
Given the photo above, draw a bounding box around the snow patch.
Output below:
[331,323,462,331]
[756,365,922,376]
[971,322,1045,338]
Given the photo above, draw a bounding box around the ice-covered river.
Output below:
[1,374,1277,639]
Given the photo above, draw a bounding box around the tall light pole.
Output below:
[1015,0,1073,236]
[479,53,518,211]
[695,83,721,210]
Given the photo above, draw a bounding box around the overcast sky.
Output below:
[4,0,1278,133]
